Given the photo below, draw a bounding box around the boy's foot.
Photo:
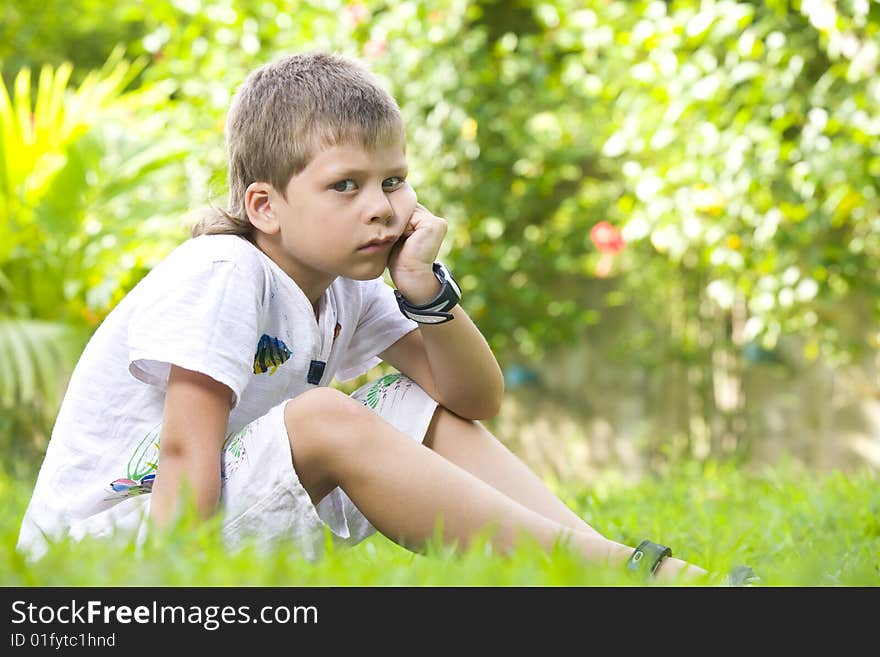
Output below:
[653,557,709,582]
[624,539,709,583]
[624,539,756,585]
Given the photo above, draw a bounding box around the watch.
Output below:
[394,262,461,324]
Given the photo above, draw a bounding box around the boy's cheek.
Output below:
[395,184,417,220]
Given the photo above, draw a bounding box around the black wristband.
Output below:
[394,262,461,324]
[625,539,672,577]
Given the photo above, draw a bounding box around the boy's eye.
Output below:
[332,179,357,192]
[383,176,405,190]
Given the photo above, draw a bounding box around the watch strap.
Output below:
[394,262,461,324]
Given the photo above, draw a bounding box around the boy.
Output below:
[18,52,709,582]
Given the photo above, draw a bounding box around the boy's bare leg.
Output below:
[423,407,606,537]
[284,389,704,581]
[422,407,705,580]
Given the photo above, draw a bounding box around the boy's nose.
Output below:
[364,188,394,224]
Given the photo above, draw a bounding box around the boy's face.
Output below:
[256,139,416,295]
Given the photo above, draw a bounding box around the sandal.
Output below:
[625,538,761,586]
[625,539,672,578]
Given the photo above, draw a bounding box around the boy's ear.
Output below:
[245,182,280,235]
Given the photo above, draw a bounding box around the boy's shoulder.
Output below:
[136,235,271,305]
[163,235,389,306]
[176,233,259,261]
[168,234,267,278]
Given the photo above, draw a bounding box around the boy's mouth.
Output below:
[357,236,398,253]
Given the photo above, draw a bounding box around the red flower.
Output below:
[344,2,370,25]
[364,38,387,59]
[590,221,626,254]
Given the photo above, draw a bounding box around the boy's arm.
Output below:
[379,303,504,421]
[381,201,504,421]
[150,365,233,528]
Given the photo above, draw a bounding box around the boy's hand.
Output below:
[388,202,448,305]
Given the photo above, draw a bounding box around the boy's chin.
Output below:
[346,259,389,280]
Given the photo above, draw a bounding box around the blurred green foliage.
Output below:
[1,0,878,468]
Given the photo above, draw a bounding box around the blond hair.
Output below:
[192,51,405,238]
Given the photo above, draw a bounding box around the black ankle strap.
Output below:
[626,539,672,577]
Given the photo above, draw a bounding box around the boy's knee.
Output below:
[283,387,366,455]
[282,388,366,503]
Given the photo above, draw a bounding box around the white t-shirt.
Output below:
[17,234,418,558]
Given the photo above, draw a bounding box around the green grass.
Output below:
[2,458,877,586]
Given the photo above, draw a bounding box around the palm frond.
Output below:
[0,48,149,220]
[0,316,85,409]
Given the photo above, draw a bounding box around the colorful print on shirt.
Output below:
[253,334,292,375]
[106,425,161,499]
[108,422,253,500]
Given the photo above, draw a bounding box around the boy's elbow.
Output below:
[482,369,505,419]
[454,379,505,421]
[448,404,499,422]
[483,381,505,420]
[474,399,503,421]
